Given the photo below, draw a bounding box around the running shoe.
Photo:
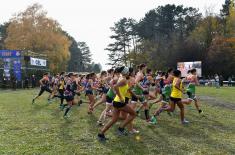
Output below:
[199,109,203,114]
[32,99,35,104]
[129,129,140,134]
[78,100,83,106]
[97,134,108,142]
[87,111,93,115]
[150,116,157,125]
[146,118,151,123]
[60,105,65,111]
[182,119,189,124]
[117,127,128,136]
[97,121,104,126]
[47,99,53,104]
[63,115,69,119]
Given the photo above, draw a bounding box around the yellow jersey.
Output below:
[114,83,129,102]
[170,77,183,98]
[126,90,131,99]
[59,81,65,90]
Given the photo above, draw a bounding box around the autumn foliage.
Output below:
[4,4,71,72]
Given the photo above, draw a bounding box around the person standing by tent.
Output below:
[215,74,220,88]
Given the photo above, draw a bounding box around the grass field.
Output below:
[0,87,234,155]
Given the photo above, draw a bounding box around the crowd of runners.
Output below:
[32,64,203,142]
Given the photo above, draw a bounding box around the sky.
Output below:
[0,0,225,70]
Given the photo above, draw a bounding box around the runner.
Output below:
[58,74,66,108]
[168,70,189,124]
[63,72,76,118]
[93,71,109,109]
[74,73,83,106]
[32,73,53,104]
[133,64,150,121]
[85,73,97,114]
[150,76,171,124]
[98,66,136,141]
[94,68,121,126]
[126,67,140,134]
[183,69,203,114]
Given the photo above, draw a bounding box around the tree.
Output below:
[207,35,235,77]
[0,23,9,50]
[221,0,234,17]
[66,34,83,72]
[225,0,235,36]
[106,18,136,67]
[134,5,201,69]
[4,3,71,72]
[213,0,235,76]
[78,42,92,71]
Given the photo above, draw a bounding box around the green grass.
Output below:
[0,87,234,155]
[197,86,235,103]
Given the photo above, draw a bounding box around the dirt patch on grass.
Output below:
[199,96,235,110]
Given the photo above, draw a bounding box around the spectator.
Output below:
[228,76,232,87]
[31,75,36,88]
[219,75,224,87]
[24,76,29,89]
[11,75,17,90]
[215,74,220,88]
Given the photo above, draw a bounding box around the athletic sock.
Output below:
[157,108,164,116]
[118,127,124,132]
[64,107,71,116]
[144,109,149,120]
[98,133,105,137]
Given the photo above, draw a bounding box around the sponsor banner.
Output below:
[3,58,11,80]
[177,61,202,77]
[13,59,21,81]
[30,57,47,67]
[0,50,21,58]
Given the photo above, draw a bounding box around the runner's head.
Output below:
[173,70,181,78]
[60,71,65,76]
[191,68,197,75]
[74,73,79,78]
[146,68,152,75]
[68,72,76,80]
[107,68,114,75]
[139,64,146,72]
[89,72,96,80]
[114,67,121,77]
[101,71,107,78]
[187,69,191,74]
[119,66,129,78]
[43,72,49,77]
[167,68,173,75]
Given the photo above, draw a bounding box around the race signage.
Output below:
[30,57,47,67]
[0,50,21,58]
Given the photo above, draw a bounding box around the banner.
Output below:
[0,50,21,58]
[13,59,21,81]
[30,57,47,67]
[177,61,202,77]
[3,58,11,80]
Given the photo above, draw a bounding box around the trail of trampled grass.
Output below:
[0,88,234,155]
[197,87,235,104]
